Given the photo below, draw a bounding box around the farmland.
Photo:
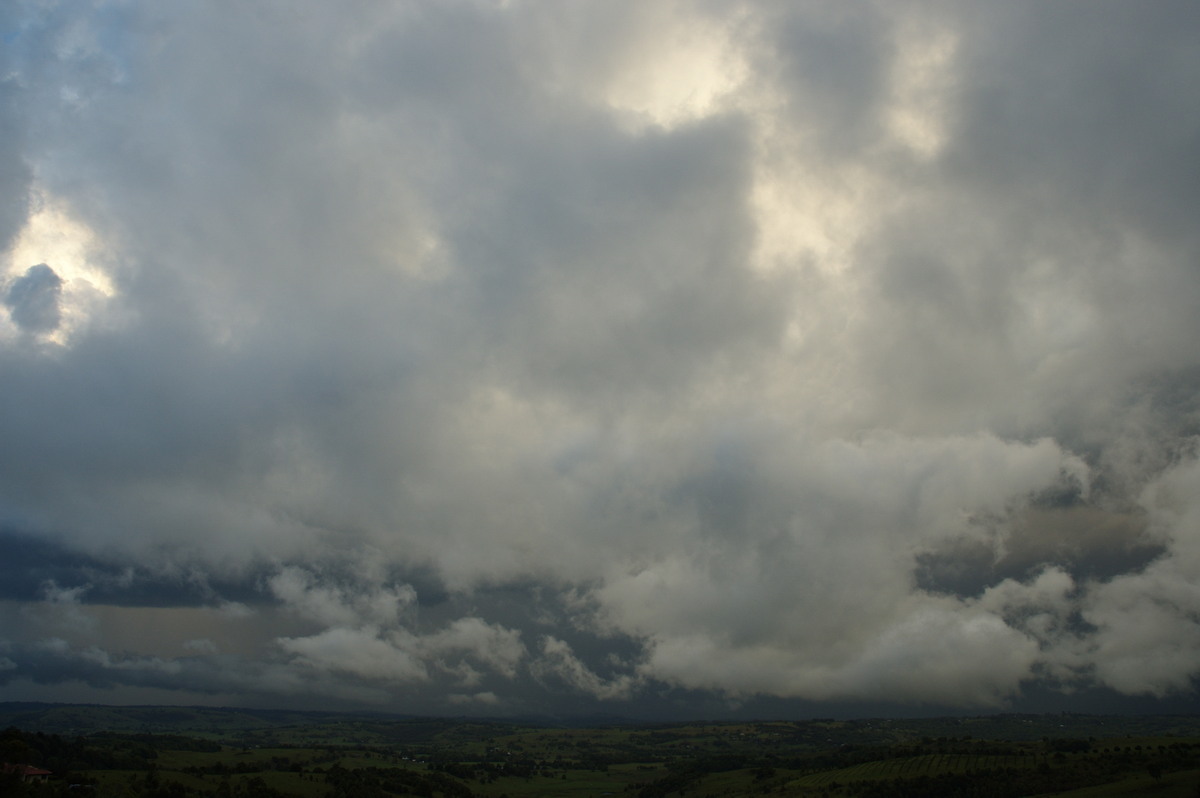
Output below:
[2,704,1200,797]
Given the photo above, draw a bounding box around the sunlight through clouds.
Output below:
[3,193,116,345]
[885,19,959,159]
[601,4,748,130]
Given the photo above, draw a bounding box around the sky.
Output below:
[1,1,1200,721]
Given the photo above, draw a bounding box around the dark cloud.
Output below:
[4,264,62,333]
[915,507,1166,599]
[0,528,269,607]
[758,4,892,158]
[947,1,1200,248]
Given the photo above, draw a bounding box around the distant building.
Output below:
[2,763,52,782]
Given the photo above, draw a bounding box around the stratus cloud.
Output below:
[1,0,1199,714]
[0,639,387,705]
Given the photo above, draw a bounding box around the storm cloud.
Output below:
[2,1,1200,718]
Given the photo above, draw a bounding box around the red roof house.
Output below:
[2,763,52,782]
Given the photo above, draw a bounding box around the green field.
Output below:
[3,704,1200,797]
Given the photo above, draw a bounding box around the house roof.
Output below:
[2,763,52,776]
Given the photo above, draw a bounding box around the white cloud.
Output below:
[268,567,417,629]
[268,567,526,690]
[423,617,526,679]
[532,636,638,700]
[278,626,428,683]
[448,690,501,706]
[183,638,217,654]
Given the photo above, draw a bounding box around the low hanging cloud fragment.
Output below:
[268,567,526,690]
[4,263,63,333]
[531,636,639,701]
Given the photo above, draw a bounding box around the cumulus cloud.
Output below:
[1,1,1199,716]
[268,566,526,692]
[268,567,417,630]
[448,691,500,707]
[278,627,429,684]
[4,263,63,333]
[532,637,639,701]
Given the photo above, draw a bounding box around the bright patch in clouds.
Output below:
[886,22,959,159]
[3,193,115,343]
[602,8,747,129]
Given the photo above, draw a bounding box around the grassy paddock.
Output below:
[5,709,1200,797]
[1035,768,1200,798]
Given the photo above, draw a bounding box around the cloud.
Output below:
[268,567,417,630]
[268,567,526,691]
[4,263,63,333]
[278,627,429,684]
[835,606,1039,707]
[448,690,500,707]
[1,1,1199,715]
[182,638,217,654]
[424,617,526,679]
[1068,457,1200,697]
[532,636,638,701]
[0,64,31,254]
[0,639,383,704]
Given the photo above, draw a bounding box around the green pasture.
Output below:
[786,752,1035,789]
[71,733,1200,798]
[6,707,1200,797]
[1034,768,1200,798]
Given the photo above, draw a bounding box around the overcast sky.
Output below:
[2,1,1200,720]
